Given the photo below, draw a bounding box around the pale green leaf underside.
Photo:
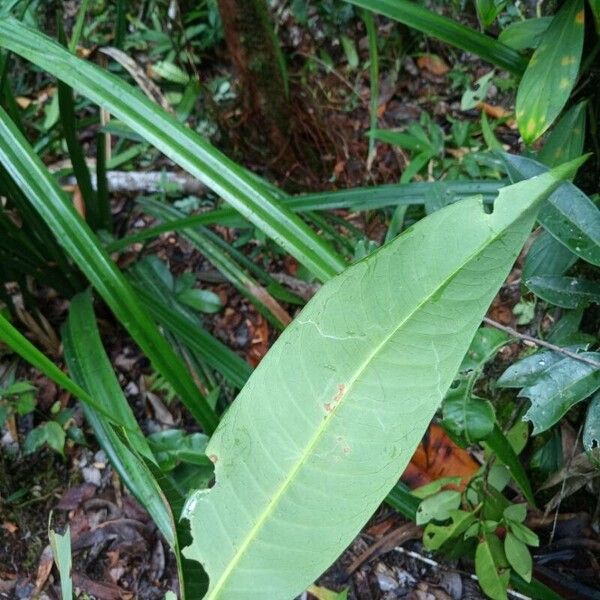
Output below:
[185,170,564,599]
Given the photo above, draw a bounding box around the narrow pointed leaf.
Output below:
[522,231,577,281]
[516,0,584,143]
[538,100,587,168]
[48,526,72,600]
[0,312,128,428]
[184,167,569,599]
[106,180,505,253]
[502,154,600,267]
[0,17,344,282]
[62,292,176,546]
[520,353,600,433]
[0,105,218,433]
[484,425,536,506]
[526,275,600,308]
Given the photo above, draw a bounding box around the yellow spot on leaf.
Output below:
[554,149,563,159]
[526,118,536,137]
[560,77,571,89]
[575,10,584,25]
[561,55,576,66]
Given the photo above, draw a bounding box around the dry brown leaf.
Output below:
[477,102,512,119]
[416,54,449,76]
[100,47,174,113]
[15,96,32,109]
[402,424,478,491]
[2,522,17,534]
[34,545,54,594]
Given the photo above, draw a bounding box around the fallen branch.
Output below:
[64,170,207,195]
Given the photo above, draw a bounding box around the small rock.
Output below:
[125,381,139,396]
[82,466,101,487]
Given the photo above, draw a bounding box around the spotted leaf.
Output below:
[516,0,584,144]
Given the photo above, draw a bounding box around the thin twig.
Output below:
[394,546,532,600]
[482,317,600,369]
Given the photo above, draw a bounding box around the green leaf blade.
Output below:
[185,169,566,599]
[516,0,585,144]
[0,17,345,282]
[0,106,218,433]
[505,532,533,582]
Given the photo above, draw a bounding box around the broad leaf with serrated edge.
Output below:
[183,163,577,599]
[516,0,584,144]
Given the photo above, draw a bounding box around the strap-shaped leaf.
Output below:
[516,0,584,144]
[62,291,175,545]
[0,105,218,433]
[184,163,576,599]
[0,16,344,282]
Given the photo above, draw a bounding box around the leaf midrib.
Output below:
[206,207,528,598]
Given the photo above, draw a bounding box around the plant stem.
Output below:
[482,317,600,368]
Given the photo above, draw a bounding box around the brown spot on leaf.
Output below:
[209,454,219,464]
[324,383,347,413]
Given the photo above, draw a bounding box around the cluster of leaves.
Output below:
[0,1,598,600]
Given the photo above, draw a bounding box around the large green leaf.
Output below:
[516,0,585,144]
[519,353,600,433]
[502,154,600,267]
[0,16,344,282]
[526,275,600,308]
[522,231,577,281]
[343,0,527,74]
[0,105,218,433]
[184,164,575,599]
[501,346,600,434]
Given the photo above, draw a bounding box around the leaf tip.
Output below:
[549,153,591,181]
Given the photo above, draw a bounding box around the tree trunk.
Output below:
[217,0,291,150]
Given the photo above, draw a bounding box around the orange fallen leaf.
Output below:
[477,102,512,119]
[34,545,54,594]
[2,522,17,534]
[416,54,449,76]
[402,423,478,491]
[15,97,33,109]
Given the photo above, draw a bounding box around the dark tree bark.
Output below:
[217,0,291,150]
